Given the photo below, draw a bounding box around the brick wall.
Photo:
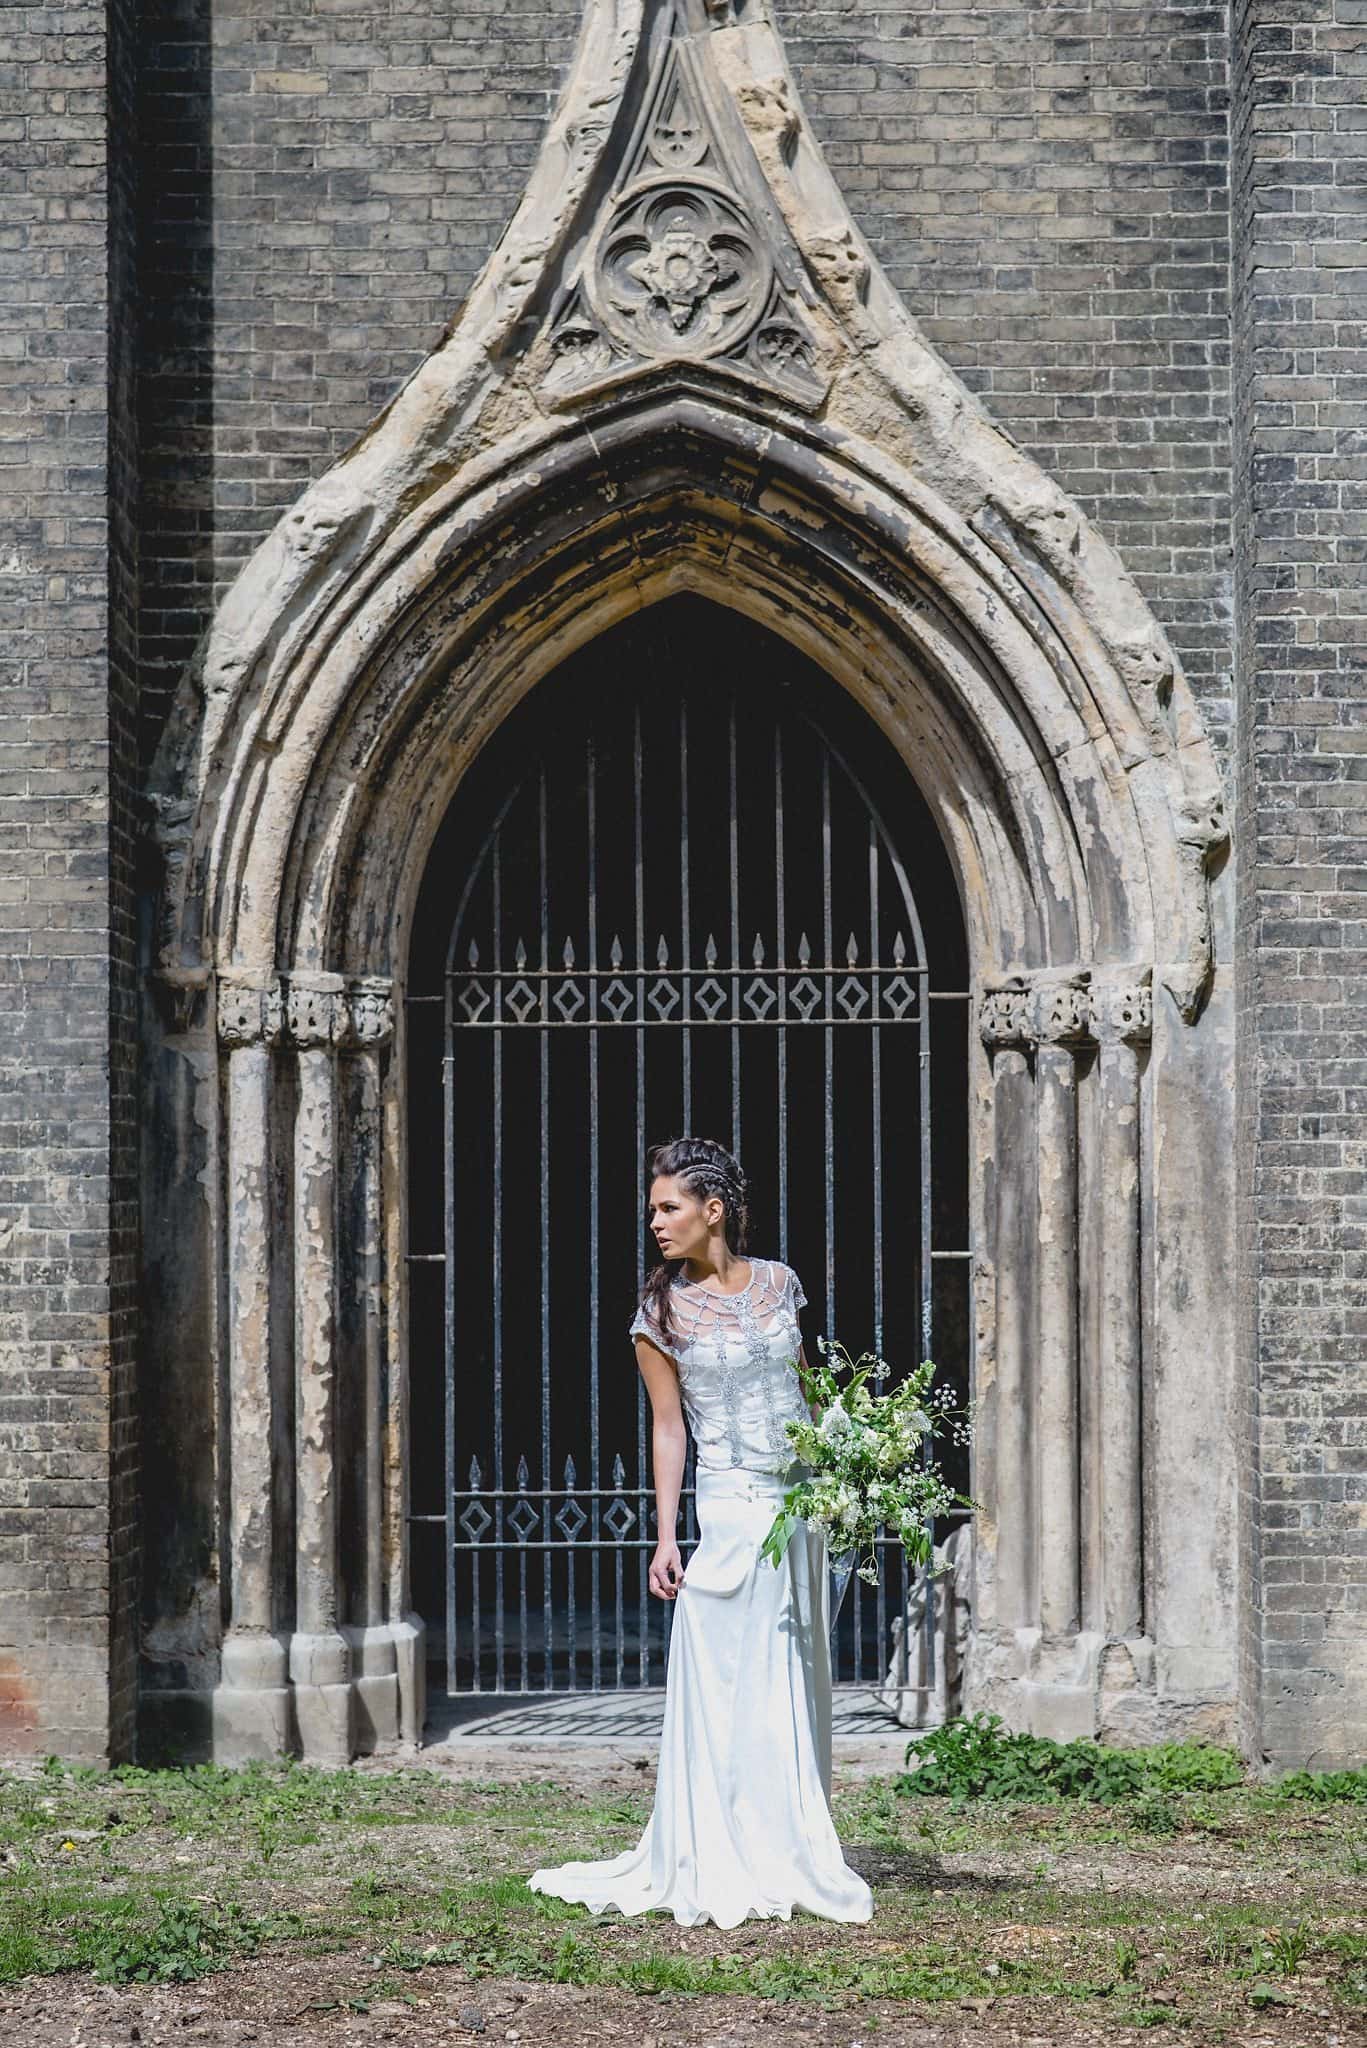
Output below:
[134,0,1233,762]
[1232,0,1367,1769]
[0,0,135,1761]
[8,0,1358,1763]
[108,0,143,1761]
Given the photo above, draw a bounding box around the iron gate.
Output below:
[410,619,969,1696]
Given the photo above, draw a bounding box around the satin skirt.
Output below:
[527,1466,874,1928]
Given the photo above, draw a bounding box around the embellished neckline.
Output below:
[676,1258,761,1302]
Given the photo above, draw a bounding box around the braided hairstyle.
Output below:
[639,1136,751,1344]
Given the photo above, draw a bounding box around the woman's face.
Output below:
[648,1175,722,1263]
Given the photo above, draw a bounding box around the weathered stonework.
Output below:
[124,0,1240,1762]
[4,0,1361,1769]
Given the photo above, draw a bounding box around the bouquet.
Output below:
[760,1338,974,1588]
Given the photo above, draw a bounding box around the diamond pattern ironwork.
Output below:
[695,975,727,1020]
[458,1500,492,1540]
[836,975,869,1019]
[604,1496,637,1541]
[437,679,950,1700]
[602,977,634,1021]
[555,1497,588,1540]
[505,979,539,1023]
[508,1497,540,1541]
[744,976,776,1019]
[789,974,822,1020]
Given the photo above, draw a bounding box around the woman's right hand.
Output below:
[648,1541,686,1601]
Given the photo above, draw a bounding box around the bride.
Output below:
[528,1135,874,1928]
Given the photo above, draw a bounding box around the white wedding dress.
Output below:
[528,1257,874,1928]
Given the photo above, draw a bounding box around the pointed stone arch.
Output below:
[141,0,1236,1760]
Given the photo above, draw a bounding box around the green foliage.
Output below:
[1124,1793,1180,1837]
[761,1340,974,1582]
[897,1713,1245,1806]
[90,1899,265,1985]
[1275,1766,1367,1803]
[1250,1921,1310,1979]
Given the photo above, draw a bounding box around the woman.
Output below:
[528,1136,874,1928]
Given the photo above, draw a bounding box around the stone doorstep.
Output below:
[427,1686,916,1748]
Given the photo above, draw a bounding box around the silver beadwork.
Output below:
[628,1258,808,1476]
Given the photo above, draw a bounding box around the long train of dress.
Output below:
[528,1465,874,1928]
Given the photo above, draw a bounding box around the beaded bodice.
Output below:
[629,1258,811,1474]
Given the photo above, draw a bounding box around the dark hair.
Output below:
[640,1136,750,1343]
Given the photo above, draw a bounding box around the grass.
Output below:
[0,1737,1362,2035]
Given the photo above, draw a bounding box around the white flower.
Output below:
[818,1399,853,1442]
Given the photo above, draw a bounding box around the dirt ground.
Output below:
[4,1957,1362,2048]
[0,1742,1362,2048]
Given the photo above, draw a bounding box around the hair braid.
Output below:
[639,1136,750,1343]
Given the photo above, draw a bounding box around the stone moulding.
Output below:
[148,0,1227,1018]
[138,0,1237,1760]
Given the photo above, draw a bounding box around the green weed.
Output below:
[1256,1920,1310,1979]
[1275,1767,1367,1803]
[91,1899,266,1985]
[898,1713,1244,1806]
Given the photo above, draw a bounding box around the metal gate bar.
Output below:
[426,657,968,1699]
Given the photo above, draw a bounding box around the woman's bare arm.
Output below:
[635,1335,689,1598]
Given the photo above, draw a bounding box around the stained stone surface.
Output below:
[1,0,1361,1772]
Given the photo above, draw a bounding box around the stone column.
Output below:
[1090,973,1151,1640]
[339,983,403,1751]
[381,1013,426,1747]
[287,982,354,1763]
[213,980,291,1759]
[1032,975,1089,1639]
[980,983,1036,1632]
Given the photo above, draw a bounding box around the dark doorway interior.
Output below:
[406,596,970,1692]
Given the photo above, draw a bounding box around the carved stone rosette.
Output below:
[540,31,827,410]
[590,178,771,359]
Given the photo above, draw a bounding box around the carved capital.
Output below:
[342,981,395,1052]
[978,981,1033,1050]
[1033,972,1092,1047]
[1089,972,1153,1046]
[286,983,347,1050]
[217,978,284,1049]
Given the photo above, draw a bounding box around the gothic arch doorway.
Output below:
[141,0,1236,1765]
[405,597,971,1696]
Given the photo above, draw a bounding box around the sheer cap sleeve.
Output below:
[783,1263,808,1313]
[629,1298,678,1359]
